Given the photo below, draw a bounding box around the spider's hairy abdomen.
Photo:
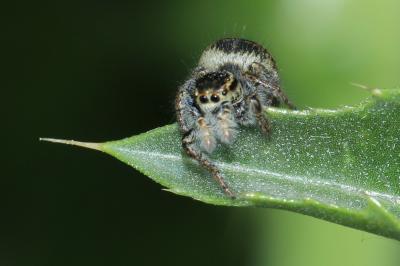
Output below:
[198,38,277,73]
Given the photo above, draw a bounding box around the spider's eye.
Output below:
[199,95,208,103]
[229,79,238,91]
[211,94,220,102]
[222,90,228,96]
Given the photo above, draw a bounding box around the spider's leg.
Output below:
[250,96,271,135]
[182,131,235,199]
[247,62,296,110]
[176,86,235,198]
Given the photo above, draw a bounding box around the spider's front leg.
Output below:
[181,131,235,198]
[176,89,235,198]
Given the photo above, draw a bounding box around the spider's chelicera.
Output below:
[175,38,295,198]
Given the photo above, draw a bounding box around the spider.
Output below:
[175,38,295,198]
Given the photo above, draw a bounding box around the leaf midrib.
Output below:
[111,146,400,204]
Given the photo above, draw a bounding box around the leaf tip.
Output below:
[39,137,103,152]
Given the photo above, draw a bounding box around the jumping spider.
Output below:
[175,38,295,198]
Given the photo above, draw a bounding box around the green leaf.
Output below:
[41,88,400,241]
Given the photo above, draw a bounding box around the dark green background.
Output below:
[4,1,400,265]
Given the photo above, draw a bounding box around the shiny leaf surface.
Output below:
[42,88,400,240]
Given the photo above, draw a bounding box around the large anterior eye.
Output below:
[211,95,220,102]
[199,95,208,103]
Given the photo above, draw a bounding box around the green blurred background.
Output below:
[4,0,400,265]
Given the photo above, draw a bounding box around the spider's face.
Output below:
[194,71,241,112]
